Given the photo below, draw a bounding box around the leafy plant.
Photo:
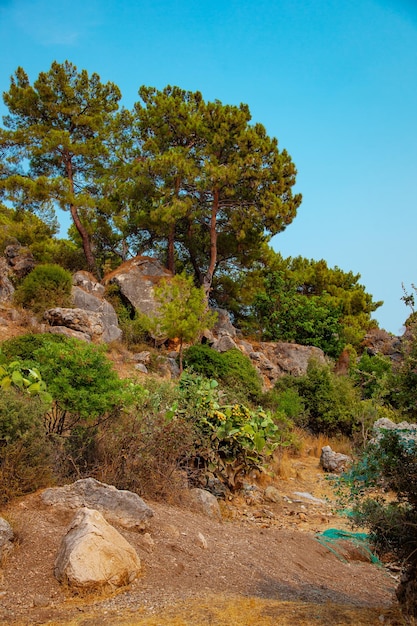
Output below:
[183,345,263,403]
[339,429,417,616]
[146,274,217,371]
[1,333,125,435]
[173,372,291,490]
[13,263,72,315]
[275,359,361,435]
[0,388,53,504]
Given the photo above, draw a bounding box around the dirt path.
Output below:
[0,456,400,626]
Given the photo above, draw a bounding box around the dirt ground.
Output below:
[0,314,406,624]
[0,455,403,626]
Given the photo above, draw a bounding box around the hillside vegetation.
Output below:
[1,60,417,620]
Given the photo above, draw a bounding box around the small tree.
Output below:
[148,274,217,372]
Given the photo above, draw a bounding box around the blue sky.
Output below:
[1,0,416,334]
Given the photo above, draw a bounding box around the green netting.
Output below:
[315,528,381,565]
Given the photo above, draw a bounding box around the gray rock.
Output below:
[48,325,92,342]
[71,286,121,343]
[72,271,105,297]
[212,335,238,353]
[320,445,352,474]
[41,478,154,530]
[103,256,171,317]
[188,488,222,521]
[0,259,14,302]
[264,485,281,503]
[4,244,35,279]
[44,307,104,338]
[134,363,148,374]
[212,308,237,337]
[132,351,151,363]
[54,508,141,589]
[0,517,14,560]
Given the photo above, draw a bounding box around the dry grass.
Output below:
[48,595,412,626]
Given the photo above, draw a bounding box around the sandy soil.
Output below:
[0,455,400,626]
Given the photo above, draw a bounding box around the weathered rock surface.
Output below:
[320,446,352,474]
[54,508,141,589]
[71,285,121,343]
[362,327,403,362]
[4,244,35,279]
[0,517,14,560]
[103,256,171,316]
[0,258,15,302]
[41,478,154,530]
[188,488,222,521]
[372,417,417,444]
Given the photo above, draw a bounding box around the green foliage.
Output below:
[234,252,381,352]
[0,388,53,504]
[0,359,52,407]
[174,372,292,490]
[0,204,57,254]
[183,345,263,403]
[1,61,122,272]
[339,429,417,615]
[252,271,344,357]
[389,322,417,420]
[275,360,361,435]
[13,263,72,315]
[350,351,392,401]
[147,274,217,370]
[123,86,301,293]
[1,333,124,434]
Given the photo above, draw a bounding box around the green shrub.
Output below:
[275,360,360,435]
[340,430,417,616]
[173,372,291,490]
[0,388,53,503]
[1,333,125,435]
[13,263,72,315]
[183,345,262,403]
[351,351,392,401]
[183,344,228,379]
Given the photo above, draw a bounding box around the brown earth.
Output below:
[0,455,405,626]
[0,313,407,625]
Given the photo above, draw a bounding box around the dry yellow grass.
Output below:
[47,595,412,626]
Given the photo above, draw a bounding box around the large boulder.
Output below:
[71,285,121,343]
[188,488,222,521]
[103,256,171,317]
[258,342,327,377]
[54,508,141,590]
[43,307,103,341]
[41,478,154,530]
[320,445,352,474]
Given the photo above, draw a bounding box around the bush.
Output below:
[13,263,72,315]
[275,360,360,435]
[174,372,291,490]
[95,380,197,501]
[1,333,125,435]
[0,388,53,504]
[340,430,417,616]
[183,345,263,403]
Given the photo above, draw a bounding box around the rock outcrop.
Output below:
[54,508,141,590]
[320,446,352,474]
[41,478,154,531]
[103,256,171,317]
[43,272,122,343]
